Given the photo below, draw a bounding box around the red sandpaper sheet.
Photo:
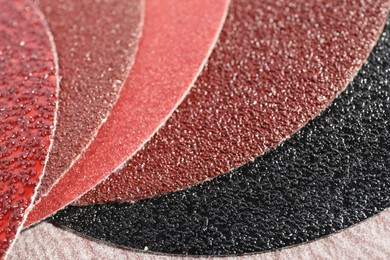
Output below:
[24,0,230,226]
[32,0,144,201]
[0,0,58,256]
[77,0,389,205]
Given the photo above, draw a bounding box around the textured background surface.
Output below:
[26,0,230,226]
[78,0,389,205]
[33,0,144,200]
[53,16,390,255]
[0,0,57,255]
[8,209,390,259]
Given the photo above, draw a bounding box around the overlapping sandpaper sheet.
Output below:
[8,209,390,259]
[77,0,389,206]
[52,15,390,255]
[32,0,144,201]
[25,0,230,226]
[0,0,58,256]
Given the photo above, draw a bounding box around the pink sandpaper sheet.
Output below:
[0,0,58,256]
[32,0,144,201]
[24,0,230,226]
[76,0,389,205]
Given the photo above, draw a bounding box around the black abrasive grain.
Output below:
[51,18,390,255]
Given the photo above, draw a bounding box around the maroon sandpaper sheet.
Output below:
[32,0,144,201]
[0,0,58,256]
[24,0,230,226]
[76,0,389,205]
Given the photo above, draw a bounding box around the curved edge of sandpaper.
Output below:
[10,209,390,259]
[196,1,390,202]
[114,0,232,174]
[32,0,146,204]
[5,0,61,257]
[23,0,231,228]
[77,0,390,205]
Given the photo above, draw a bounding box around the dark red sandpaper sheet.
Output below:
[32,0,144,201]
[77,0,389,205]
[25,0,230,226]
[0,0,58,256]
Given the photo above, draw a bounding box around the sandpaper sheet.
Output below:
[25,0,230,226]
[8,209,390,259]
[77,0,388,205]
[32,0,144,201]
[52,16,390,255]
[0,0,58,256]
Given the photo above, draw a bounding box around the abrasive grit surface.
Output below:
[52,17,390,255]
[77,0,389,205]
[8,209,390,259]
[0,0,58,256]
[32,0,144,200]
[25,0,230,226]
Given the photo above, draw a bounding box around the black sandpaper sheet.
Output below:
[51,18,390,255]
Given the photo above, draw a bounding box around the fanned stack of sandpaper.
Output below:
[0,0,389,259]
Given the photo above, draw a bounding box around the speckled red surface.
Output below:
[0,0,57,256]
[32,0,144,201]
[77,0,389,205]
[24,0,229,226]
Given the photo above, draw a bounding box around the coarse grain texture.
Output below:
[32,0,144,202]
[25,0,230,226]
[0,0,58,256]
[52,16,390,255]
[77,0,389,205]
[8,209,390,259]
